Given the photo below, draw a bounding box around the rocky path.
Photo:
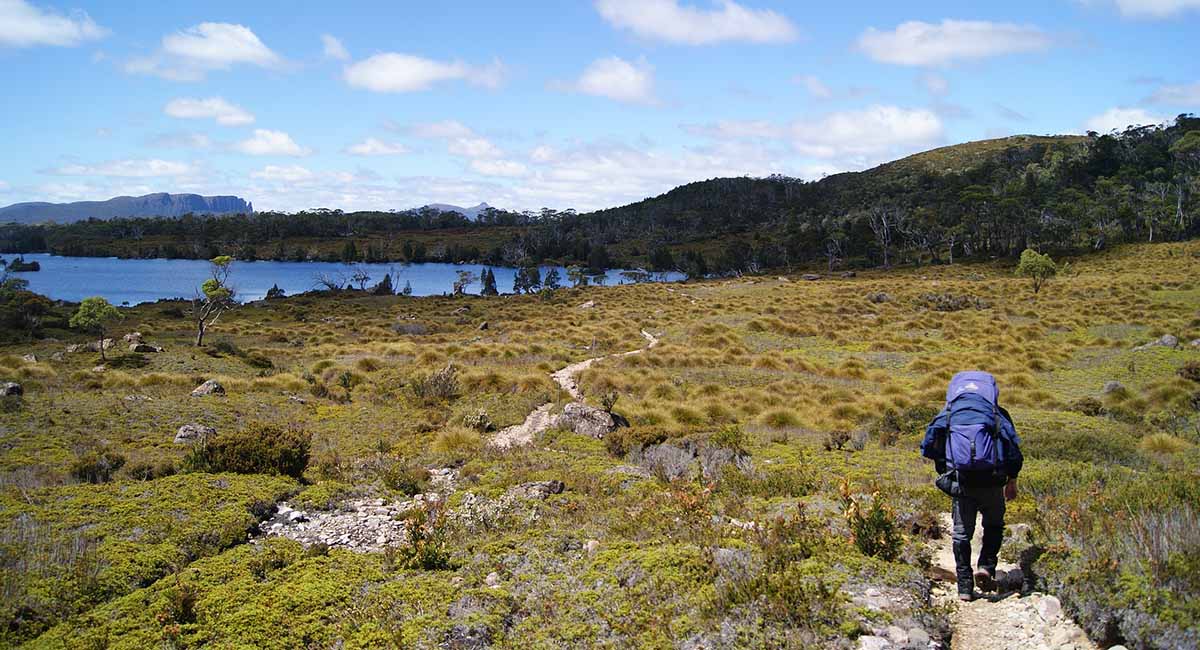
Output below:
[929,514,1100,650]
[491,330,658,449]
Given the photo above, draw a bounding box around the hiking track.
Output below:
[490,330,659,449]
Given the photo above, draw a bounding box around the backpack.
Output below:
[942,371,1007,485]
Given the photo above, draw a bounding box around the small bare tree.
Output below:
[191,256,235,346]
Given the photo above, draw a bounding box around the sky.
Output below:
[0,0,1198,213]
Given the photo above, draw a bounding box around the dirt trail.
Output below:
[490,330,659,449]
[930,513,1099,650]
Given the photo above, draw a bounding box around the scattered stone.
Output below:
[91,365,106,373]
[1102,380,1125,394]
[123,332,143,343]
[554,402,627,439]
[856,635,892,650]
[578,300,596,310]
[1,382,22,396]
[1037,595,1062,623]
[841,271,857,278]
[452,306,471,315]
[287,395,308,404]
[584,539,600,555]
[801,274,821,281]
[65,344,84,353]
[174,423,216,444]
[477,321,488,331]
[1134,334,1179,350]
[20,354,36,363]
[129,343,164,353]
[506,480,564,500]
[776,276,789,282]
[484,572,501,588]
[1190,339,1200,349]
[884,626,908,645]
[191,379,225,397]
[906,628,930,646]
[867,291,892,303]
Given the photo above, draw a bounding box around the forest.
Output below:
[2,115,1197,275]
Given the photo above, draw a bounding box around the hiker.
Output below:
[921,371,1023,601]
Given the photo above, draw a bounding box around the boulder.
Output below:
[578,300,596,310]
[856,636,892,650]
[174,423,216,444]
[1159,334,1180,348]
[191,379,225,397]
[21,354,36,363]
[840,271,857,278]
[1102,380,1125,394]
[1191,339,1200,349]
[584,539,600,555]
[555,402,626,439]
[123,332,143,343]
[129,343,164,353]
[801,274,821,281]
[506,480,565,500]
[1,382,22,396]
[1036,594,1062,623]
[866,291,892,303]
[478,321,489,331]
[452,306,471,315]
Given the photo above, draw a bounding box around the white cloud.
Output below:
[164,97,254,126]
[448,137,502,159]
[321,34,348,61]
[345,137,408,156]
[1146,81,1200,105]
[795,74,832,99]
[0,180,10,192]
[568,56,657,105]
[858,20,1053,66]
[47,158,193,177]
[1110,0,1200,17]
[125,22,281,80]
[0,0,107,48]
[1083,107,1166,133]
[234,129,311,156]
[683,120,784,139]
[251,165,314,182]
[791,106,943,160]
[470,159,528,177]
[343,53,505,92]
[595,0,798,45]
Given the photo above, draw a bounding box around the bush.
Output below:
[126,459,177,481]
[604,425,671,458]
[70,449,126,484]
[841,485,902,561]
[430,427,480,460]
[462,410,494,432]
[411,364,460,403]
[105,353,149,369]
[1178,361,1200,383]
[388,502,455,571]
[823,430,850,451]
[381,464,431,496]
[1069,396,1107,416]
[183,422,311,478]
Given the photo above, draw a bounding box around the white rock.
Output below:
[485,571,501,588]
[584,539,600,555]
[857,636,892,650]
[907,628,930,646]
[1037,595,1062,623]
[885,626,908,645]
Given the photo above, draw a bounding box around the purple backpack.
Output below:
[944,371,1003,472]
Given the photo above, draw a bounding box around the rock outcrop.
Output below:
[554,402,627,439]
[191,379,225,396]
[1,382,22,396]
[174,423,215,444]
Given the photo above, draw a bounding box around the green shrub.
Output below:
[381,464,431,496]
[126,459,177,481]
[604,425,671,458]
[709,424,747,452]
[388,503,454,571]
[1178,361,1200,383]
[1068,396,1107,417]
[410,364,460,403]
[105,353,148,369]
[842,487,902,561]
[70,449,126,484]
[183,422,311,478]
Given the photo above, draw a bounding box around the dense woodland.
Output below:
[2,115,1198,275]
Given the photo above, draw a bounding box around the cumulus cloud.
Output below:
[251,165,315,182]
[795,74,832,99]
[345,137,408,156]
[1083,107,1166,133]
[1146,81,1200,105]
[595,0,798,44]
[858,20,1053,66]
[790,106,943,161]
[0,0,106,48]
[1108,0,1200,17]
[470,159,528,177]
[566,56,657,105]
[164,97,254,126]
[125,22,282,81]
[46,158,193,177]
[343,53,505,92]
[321,34,348,61]
[234,129,311,156]
[919,72,949,95]
[406,120,474,139]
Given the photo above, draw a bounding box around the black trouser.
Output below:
[951,484,1006,594]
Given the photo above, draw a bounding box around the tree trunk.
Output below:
[195,323,205,347]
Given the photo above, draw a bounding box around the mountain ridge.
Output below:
[0,193,252,224]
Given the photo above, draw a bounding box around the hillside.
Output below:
[0,193,252,224]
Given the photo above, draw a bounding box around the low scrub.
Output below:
[183,422,311,479]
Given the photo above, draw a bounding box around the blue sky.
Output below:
[0,0,1197,212]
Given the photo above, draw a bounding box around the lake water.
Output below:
[3,253,682,305]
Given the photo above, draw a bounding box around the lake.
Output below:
[3,253,683,305]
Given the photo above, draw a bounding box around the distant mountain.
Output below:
[420,202,491,220]
[0,193,252,224]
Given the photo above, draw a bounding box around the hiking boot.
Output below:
[957,590,975,602]
[974,568,996,593]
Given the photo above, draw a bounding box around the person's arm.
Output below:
[921,409,949,472]
[998,408,1023,499]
